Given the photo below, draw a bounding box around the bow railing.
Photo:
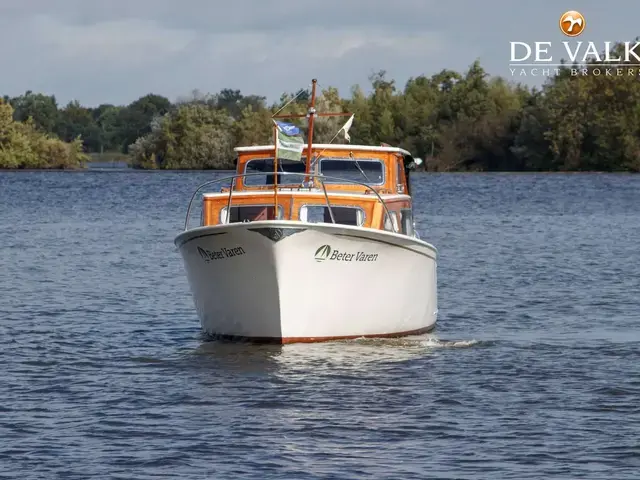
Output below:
[182,171,398,233]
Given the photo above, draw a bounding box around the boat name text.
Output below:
[198,246,246,262]
[314,245,378,263]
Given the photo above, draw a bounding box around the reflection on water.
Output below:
[188,334,481,375]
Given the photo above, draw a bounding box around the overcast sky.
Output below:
[0,0,635,107]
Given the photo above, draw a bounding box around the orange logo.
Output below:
[559,11,586,37]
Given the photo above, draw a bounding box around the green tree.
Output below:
[0,98,87,169]
[7,39,640,172]
[9,91,60,134]
[115,93,172,153]
[129,102,235,169]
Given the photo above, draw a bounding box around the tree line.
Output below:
[2,41,639,171]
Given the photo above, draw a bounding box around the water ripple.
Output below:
[1,171,639,479]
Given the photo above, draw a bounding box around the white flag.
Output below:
[341,114,355,142]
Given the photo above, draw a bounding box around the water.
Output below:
[1,170,639,479]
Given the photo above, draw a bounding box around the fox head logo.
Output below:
[559,11,586,37]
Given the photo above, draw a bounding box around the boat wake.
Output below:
[183,333,485,375]
[195,332,482,349]
[418,337,481,349]
[346,335,481,349]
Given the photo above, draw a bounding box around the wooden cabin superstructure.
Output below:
[195,79,421,237]
[200,143,419,237]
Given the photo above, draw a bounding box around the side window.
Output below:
[220,205,283,223]
[300,205,364,226]
[400,208,414,236]
[383,211,399,232]
[396,159,405,193]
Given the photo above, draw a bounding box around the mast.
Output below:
[272,121,278,219]
[272,78,353,184]
[305,79,318,175]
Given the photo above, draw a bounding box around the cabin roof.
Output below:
[202,191,411,200]
[234,144,413,156]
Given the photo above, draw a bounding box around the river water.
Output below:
[1,169,638,479]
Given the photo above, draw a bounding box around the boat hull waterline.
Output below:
[174,221,438,344]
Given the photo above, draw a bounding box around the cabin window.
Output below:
[319,158,384,186]
[244,158,307,186]
[383,211,399,232]
[400,208,414,236]
[299,205,365,226]
[219,205,284,223]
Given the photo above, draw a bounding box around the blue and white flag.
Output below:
[274,121,304,161]
[275,121,301,136]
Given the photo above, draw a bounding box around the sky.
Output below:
[0,0,636,107]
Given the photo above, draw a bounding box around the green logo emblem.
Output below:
[314,245,331,262]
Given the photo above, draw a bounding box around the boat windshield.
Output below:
[243,155,385,187]
[244,157,307,186]
[318,158,384,186]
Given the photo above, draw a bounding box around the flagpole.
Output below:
[273,122,278,219]
[305,79,317,179]
[269,78,353,184]
[311,114,354,169]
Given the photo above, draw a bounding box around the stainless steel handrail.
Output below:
[182,171,398,233]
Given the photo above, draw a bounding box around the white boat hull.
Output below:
[174,221,438,343]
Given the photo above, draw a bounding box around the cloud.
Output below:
[25,15,196,67]
[0,0,438,33]
[0,1,448,105]
[1,0,637,106]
